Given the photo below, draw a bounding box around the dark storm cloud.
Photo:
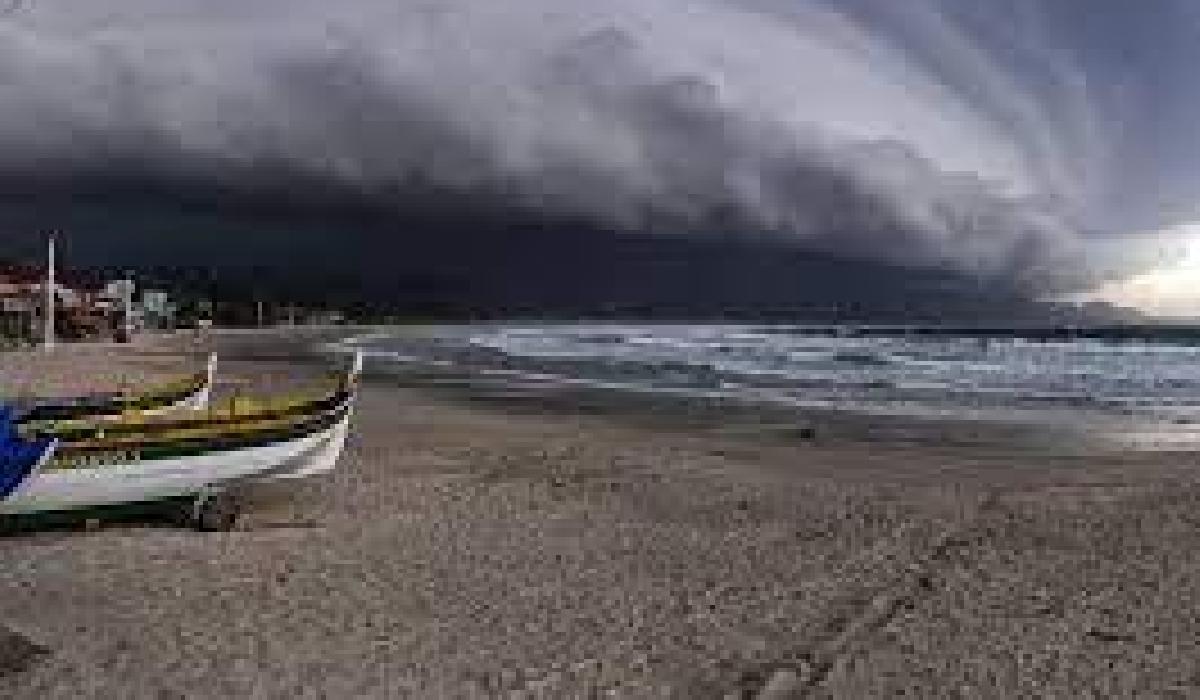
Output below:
[0,0,1191,296]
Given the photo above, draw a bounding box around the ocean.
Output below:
[342,323,1200,451]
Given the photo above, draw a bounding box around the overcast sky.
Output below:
[2,1,1198,314]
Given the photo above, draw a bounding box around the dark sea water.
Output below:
[338,323,1200,451]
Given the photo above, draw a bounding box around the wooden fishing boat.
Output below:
[0,352,361,531]
[14,353,217,425]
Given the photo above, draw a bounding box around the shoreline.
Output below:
[5,328,1200,696]
[343,324,1200,456]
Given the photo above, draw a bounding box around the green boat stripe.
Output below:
[0,495,195,530]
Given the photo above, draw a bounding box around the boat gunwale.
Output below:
[26,383,352,444]
[45,400,354,468]
[16,370,210,424]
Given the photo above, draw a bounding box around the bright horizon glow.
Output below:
[1074,223,1200,318]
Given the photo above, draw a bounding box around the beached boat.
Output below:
[14,353,217,425]
[0,352,361,531]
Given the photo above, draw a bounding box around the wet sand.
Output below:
[4,329,1200,697]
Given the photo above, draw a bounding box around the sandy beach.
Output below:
[4,328,1200,697]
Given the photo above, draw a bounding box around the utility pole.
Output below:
[43,234,55,351]
[123,274,134,340]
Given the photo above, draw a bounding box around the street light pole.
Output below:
[44,234,55,351]
[123,274,134,340]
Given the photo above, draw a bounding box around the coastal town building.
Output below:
[0,262,177,343]
[140,289,178,330]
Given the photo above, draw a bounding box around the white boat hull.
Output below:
[147,384,210,415]
[0,411,350,516]
[22,353,217,423]
[272,409,353,480]
[127,352,217,415]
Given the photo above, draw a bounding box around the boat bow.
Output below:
[0,408,57,501]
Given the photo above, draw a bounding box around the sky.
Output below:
[1,0,1199,316]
